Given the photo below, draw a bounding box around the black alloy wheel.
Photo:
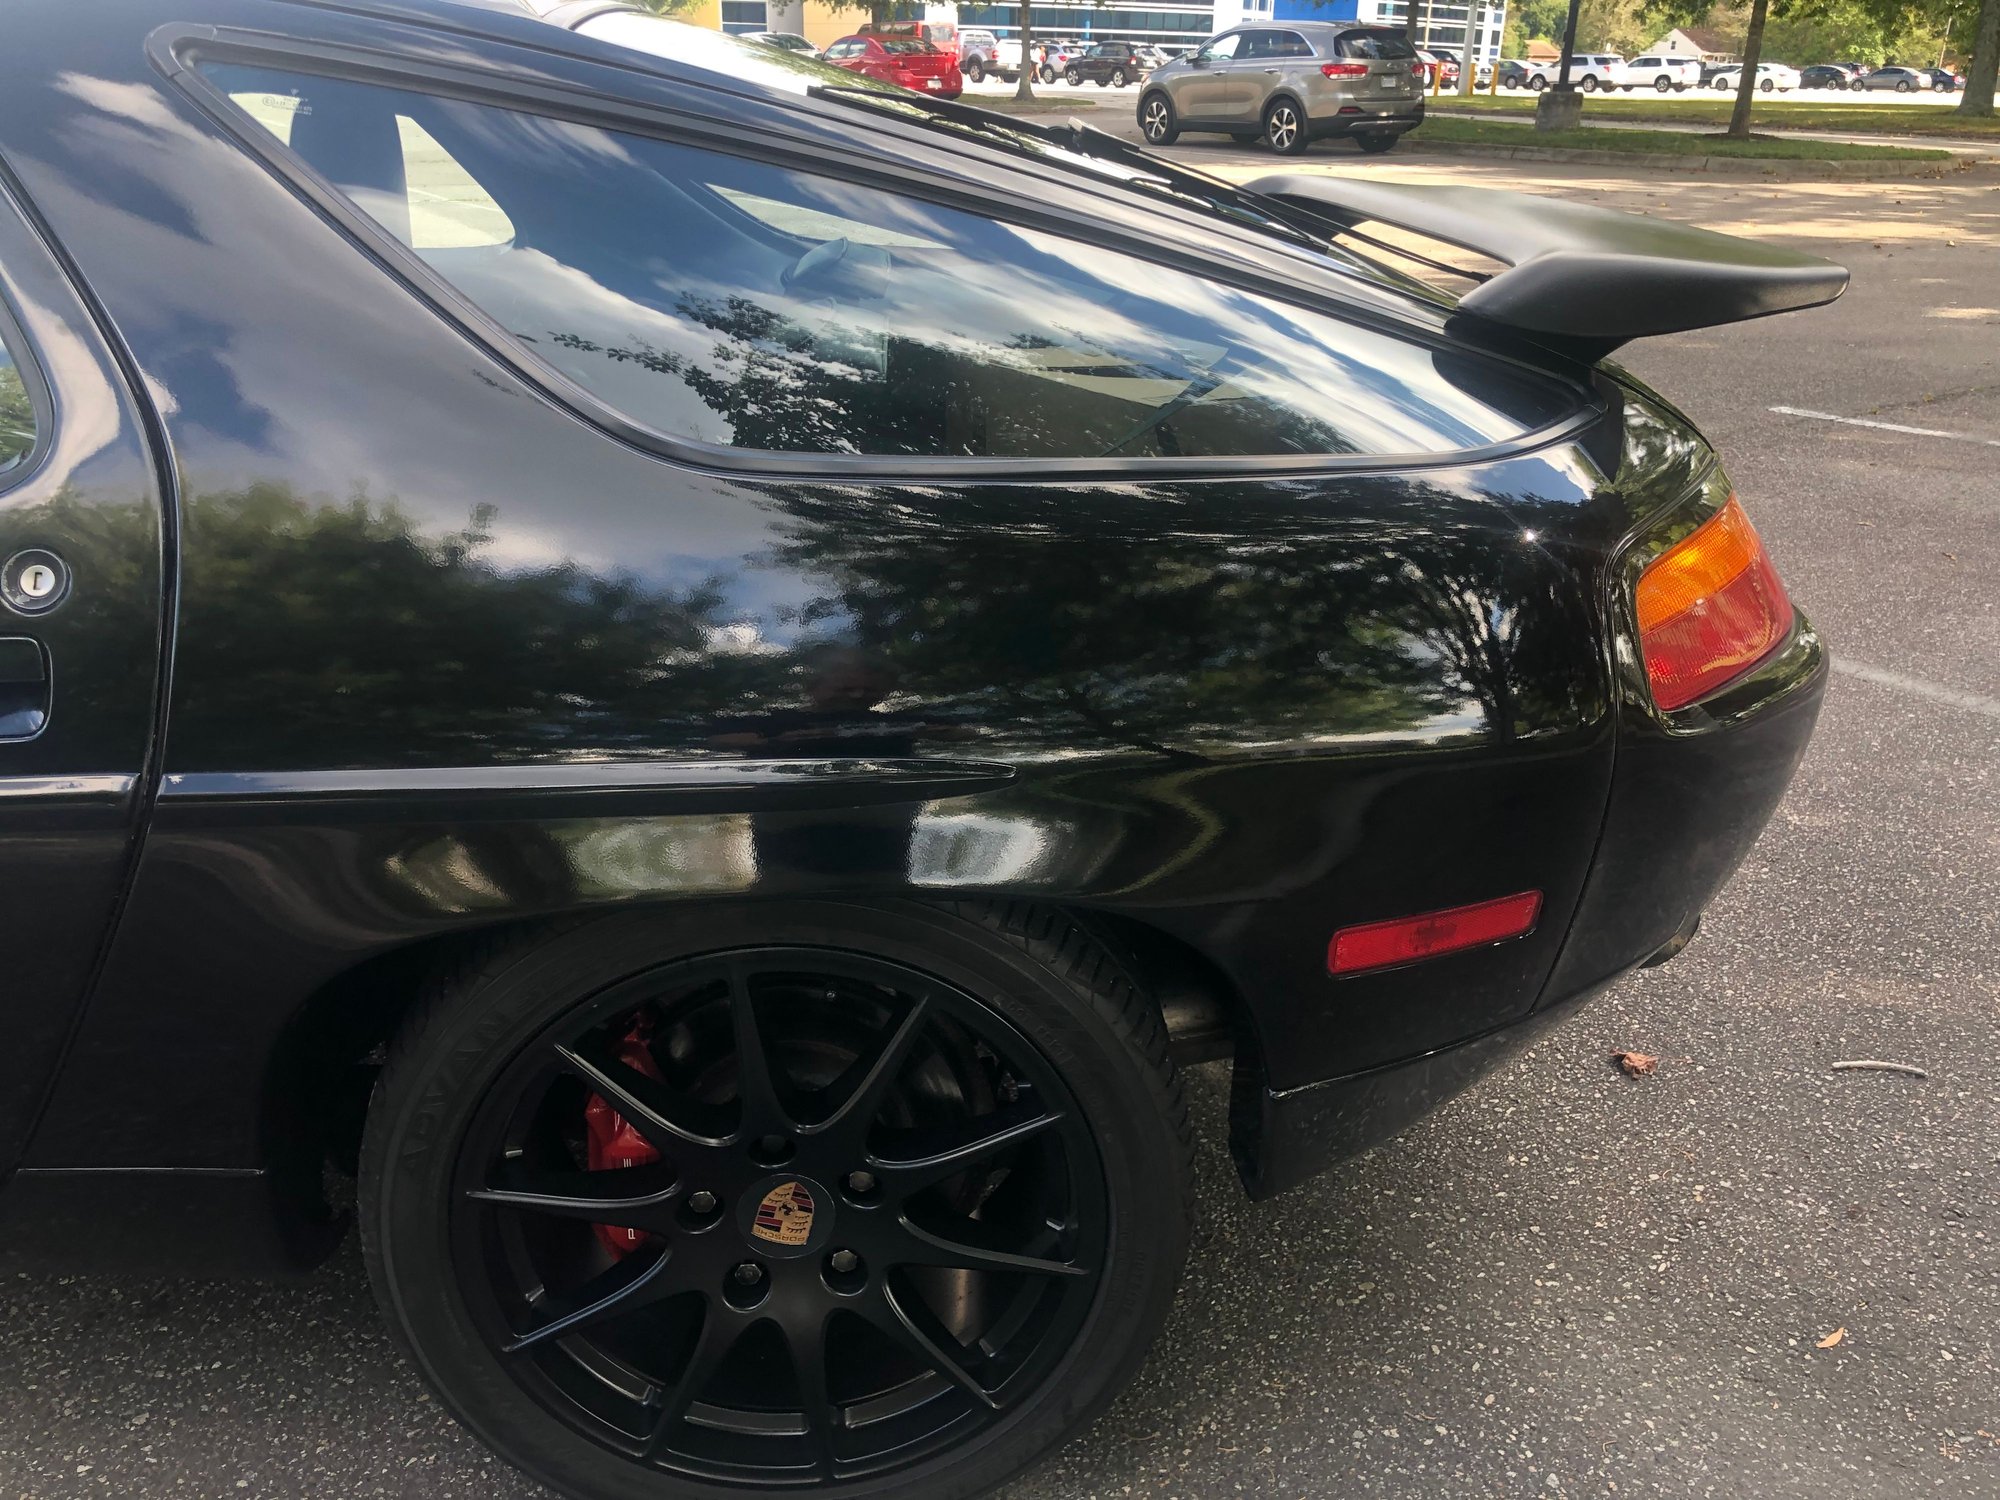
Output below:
[1140,91,1179,144]
[1264,97,1309,155]
[360,903,1192,1500]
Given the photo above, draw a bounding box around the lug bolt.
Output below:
[845,1170,877,1195]
[732,1261,764,1285]
[687,1190,717,1215]
[829,1248,859,1274]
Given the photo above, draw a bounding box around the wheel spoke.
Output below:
[812,995,932,1144]
[467,1161,681,1230]
[501,1244,678,1353]
[554,1043,726,1153]
[727,963,790,1138]
[785,1311,840,1477]
[889,1214,1088,1279]
[862,1285,999,1409]
[868,1106,1064,1197]
[639,1304,737,1457]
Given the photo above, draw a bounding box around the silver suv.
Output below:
[1138,23,1425,155]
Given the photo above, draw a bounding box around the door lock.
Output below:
[2,548,69,614]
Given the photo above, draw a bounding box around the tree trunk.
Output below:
[1014,3,1037,100]
[1726,0,1769,141]
[1405,0,1420,47]
[1959,0,1999,119]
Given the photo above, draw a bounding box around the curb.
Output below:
[1406,137,1966,178]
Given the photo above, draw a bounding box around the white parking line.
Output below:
[1769,405,2000,447]
[1833,659,2000,720]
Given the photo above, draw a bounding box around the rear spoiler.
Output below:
[1242,174,1848,359]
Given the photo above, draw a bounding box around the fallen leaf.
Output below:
[1818,1327,1846,1349]
[1612,1050,1658,1078]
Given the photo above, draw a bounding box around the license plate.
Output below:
[925,78,942,88]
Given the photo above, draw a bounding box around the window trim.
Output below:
[0,282,53,498]
[156,26,1602,482]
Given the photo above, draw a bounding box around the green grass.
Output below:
[1431,91,2000,138]
[1417,114,1953,160]
[976,93,1109,114]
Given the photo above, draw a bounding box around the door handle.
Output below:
[0,637,49,740]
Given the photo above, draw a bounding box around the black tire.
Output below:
[1580,74,1597,91]
[965,57,984,83]
[1139,90,1179,144]
[1673,81,1688,90]
[1039,64,1055,83]
[1064,65,1081,85]
[1655,75,1671,91]
[1896,78,1912,92]
[1529,74,1547,91]
[1263,95,1310,155]
[360,901,1193,1500]
[1353,130,1398,153]
[1110,67,1128,87]
[1760,77,1775,92]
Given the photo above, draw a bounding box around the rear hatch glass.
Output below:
[1336,27,1418,95]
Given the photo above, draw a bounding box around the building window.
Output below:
[720,0,767,34]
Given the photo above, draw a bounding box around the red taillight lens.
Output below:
[1321,61,1369,77]
[1327,891,1543,976]
[1635,496,1794,711]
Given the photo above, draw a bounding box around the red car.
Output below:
[820,33,964,98]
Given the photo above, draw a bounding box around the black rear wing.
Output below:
[1242,174,1848,359]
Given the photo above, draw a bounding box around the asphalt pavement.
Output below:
[2,158,1996,1498]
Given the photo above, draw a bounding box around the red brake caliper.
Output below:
[583,1018,663,1258]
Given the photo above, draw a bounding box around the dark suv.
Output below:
[1065,39,1152,87]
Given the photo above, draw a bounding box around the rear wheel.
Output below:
[1761,77,1775,91]
[1140,91,1180,144]
[1039,64,1055,83]
[1580,74,1597,91]
[1896,78,1913,91]
[1354,130,1398,153]
[1064,65,1081,85]
[1263,96,1310,155]
[965,58,984,83]
[360,903,1192,1500]
[1655,75,1672,91]
[1111,67,1128,87]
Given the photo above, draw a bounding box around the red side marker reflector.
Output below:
[1328,891,1544,976]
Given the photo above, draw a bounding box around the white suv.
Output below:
[1611,54,1701,91]
[1567,53,1623,90]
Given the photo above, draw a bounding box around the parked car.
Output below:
[1858,64,1932,91]
[1611,53,1702,91]
[1926,67,1961,91]
[1831,59,1874,78]
[1567,52,1624,90]
[1140,23,1426,153]
[1417,48,1460,87]
[1711,61,1800,91]
[1798,63,1854,89]
[1134,43,1174,71]
[1500,57,1552,88]
[822,31,964,97]
[1038,37,1089,82]
[991,36,1040,80]
[957,26,1001,82]
[0,4,1844,1500]
[1067,40,1153,87]
[741,30,818,59]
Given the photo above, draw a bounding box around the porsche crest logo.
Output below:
[752,1180,816,1247]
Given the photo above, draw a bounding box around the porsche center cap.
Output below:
[740,1173,832,1258]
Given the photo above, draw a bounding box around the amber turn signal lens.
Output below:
[1635,497,1793,712]
[1327,890,1543,976]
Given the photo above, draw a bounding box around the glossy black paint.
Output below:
[0,0,1824,1265]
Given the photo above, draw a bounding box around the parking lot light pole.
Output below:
[1536,0,1585,130]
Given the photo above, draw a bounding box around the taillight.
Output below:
[1321,61,1369,77]
[1635,496,1794,710]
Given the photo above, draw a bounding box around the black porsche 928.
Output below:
[0,1,1838,1496]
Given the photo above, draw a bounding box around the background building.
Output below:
[1212,0,1507,64]
[954,1,1220,47]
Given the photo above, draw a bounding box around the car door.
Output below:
[0,175,167,1170]
[1227,30,1282,119]
[1176,31,1244,120]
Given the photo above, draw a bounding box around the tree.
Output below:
[1961,0,1999,116]
[1015,1,1039,101]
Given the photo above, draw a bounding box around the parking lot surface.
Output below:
[2,157,1996,1498]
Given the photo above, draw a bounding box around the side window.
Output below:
[0,324,37,479]
[1274,32,1312,57]
[199,60,1568,461]
[1198,33,1241,62]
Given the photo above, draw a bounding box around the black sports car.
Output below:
[0,2,1839,1497]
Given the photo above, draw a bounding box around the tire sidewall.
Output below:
[361,901,1189,1500]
